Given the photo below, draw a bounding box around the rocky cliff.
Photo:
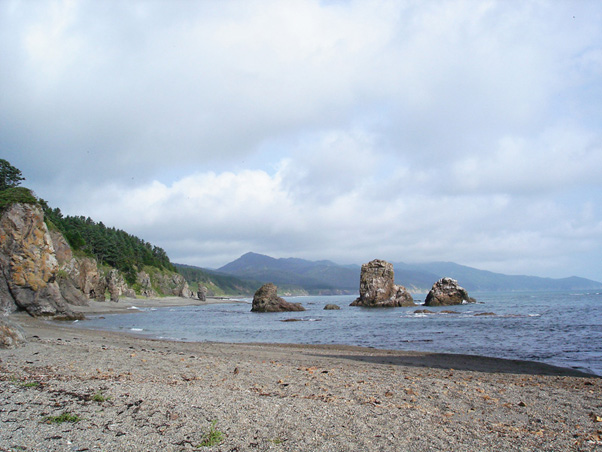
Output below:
[0,202,193,319]
[0,203,81,319]
[350,259,415,307]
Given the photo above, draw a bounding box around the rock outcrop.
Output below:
[137,270,192,299]
[0,317,27,348]
[1,202,194,319]
[0,203,81,319]
[323,304,340,310]
[197,285,207,302]
[251,283,305,312]
[424,277,476,306]
[350,259,415,307]
[59,256,105,300]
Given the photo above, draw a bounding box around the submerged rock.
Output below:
[350,259,415,307]
[251,283,305,312]
[424,277,476,306]
[414,309,436,314]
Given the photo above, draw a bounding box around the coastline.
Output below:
[1,312,601,451]
[64,295,246,316]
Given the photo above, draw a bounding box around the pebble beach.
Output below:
[1,298,602,451]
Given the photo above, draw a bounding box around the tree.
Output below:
[0,159,25,191]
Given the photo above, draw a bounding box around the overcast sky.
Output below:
[2,0,602,281]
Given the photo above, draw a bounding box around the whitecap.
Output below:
[127,306,140,310]
[131,328,143,332]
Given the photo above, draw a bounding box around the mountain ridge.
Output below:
[216,252,602,294]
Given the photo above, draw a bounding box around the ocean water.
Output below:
[72,291,602,376]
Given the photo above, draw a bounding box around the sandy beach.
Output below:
[1,299,602,451]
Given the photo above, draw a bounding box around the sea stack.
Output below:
[424,277,476,306]
[350,259,415,307]
[251,283,305,312]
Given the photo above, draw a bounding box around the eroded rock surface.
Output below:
[0,317,27,348]
[251,283,305,312]
[0,203,81,319]
[424,277,476,306]
[350,259,415,307]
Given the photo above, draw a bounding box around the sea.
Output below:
[71,291,602,376]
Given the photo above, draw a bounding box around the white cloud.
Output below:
[2,0,602,280]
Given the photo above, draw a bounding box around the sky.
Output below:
[2,0,602,281]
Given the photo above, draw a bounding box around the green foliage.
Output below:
[0,159,25,191]
[43,412,81,424]
[92,391,109,402]
[197,420,224,447]
[0,187,38,211]
[11,378,40,388]
[39,201,175,283]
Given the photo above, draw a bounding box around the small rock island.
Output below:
[251,283,305,312]
[350,259,415,307]
[424,277,476,306]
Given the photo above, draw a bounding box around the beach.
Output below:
[1,299,601,451]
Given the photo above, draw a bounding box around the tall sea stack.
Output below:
[350,259,415,307]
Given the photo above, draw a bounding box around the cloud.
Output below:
[1,0,602,280]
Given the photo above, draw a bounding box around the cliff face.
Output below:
[0,203,81,319]
[0,203,193,319]
[137,269,192,299]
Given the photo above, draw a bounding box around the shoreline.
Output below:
[2,315,601,451]
[64,295,248,316]
[61,295,600,378]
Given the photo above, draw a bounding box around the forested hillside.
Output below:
[174,264,261,296]
[41,203,175,285]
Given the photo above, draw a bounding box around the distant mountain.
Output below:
[217,252,602,294]
[395,261,602,292]
[174,263,262,297]
[217,252,358,294]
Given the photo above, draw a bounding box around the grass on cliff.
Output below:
[0,187,38,212]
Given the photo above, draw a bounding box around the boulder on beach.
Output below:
[350,259,415,307]
[0,317,27,348]
[424,277,476,306]
[251,283,305,312]
[324,304,340,310]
